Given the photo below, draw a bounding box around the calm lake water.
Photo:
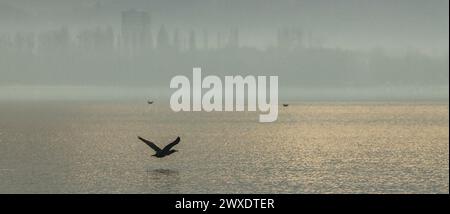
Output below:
[0,101,448,193]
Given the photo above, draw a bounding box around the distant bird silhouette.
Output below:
[283,104,289,107]
[147,101,154,104]
[138,136,180,158]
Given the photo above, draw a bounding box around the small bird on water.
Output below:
[138,136,180,158]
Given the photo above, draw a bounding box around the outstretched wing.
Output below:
[138,136,162,152]
[162,137,180,152]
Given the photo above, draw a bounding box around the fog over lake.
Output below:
[0,0,448,99]
[0,0,448,194]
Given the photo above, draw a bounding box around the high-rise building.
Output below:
[121,9,152,51]
[277,27,303,50]
[188,30,196,51]
[156,25,170,51]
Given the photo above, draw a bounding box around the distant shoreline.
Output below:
[0,85,448,102]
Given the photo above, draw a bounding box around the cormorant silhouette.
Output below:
[138,136,180,158]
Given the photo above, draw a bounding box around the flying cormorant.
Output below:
[138,136,180,158]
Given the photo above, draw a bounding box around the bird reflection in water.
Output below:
[147,168,179,176]
[142,168,181,193]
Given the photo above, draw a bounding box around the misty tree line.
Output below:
[0,25,239,54]
[0,26,447,87]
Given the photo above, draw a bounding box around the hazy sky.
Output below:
[1,0,448,54]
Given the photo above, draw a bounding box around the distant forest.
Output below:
[0,25,447,88]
